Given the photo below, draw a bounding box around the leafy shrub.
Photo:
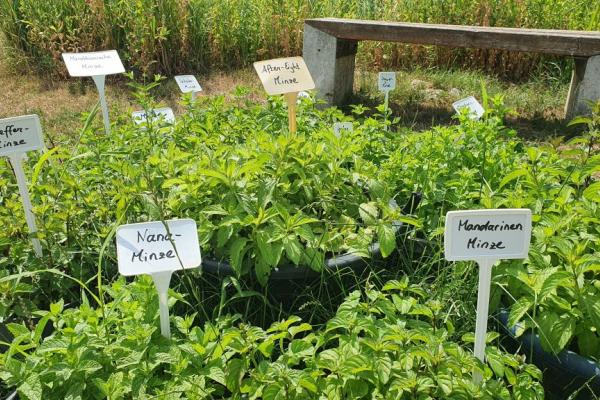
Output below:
[0,277,543,399]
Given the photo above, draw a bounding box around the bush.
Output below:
[0,277,544,399]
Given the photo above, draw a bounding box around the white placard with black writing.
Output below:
[253,57,315,95]
[132,107,176,125]
[0,115,44,157]
[445,209,531,261]
[378,72,396,92]
[333,122,353,138]
[61,50,125,77]
[174,75,202,93]
[116,219,201,276]
[1,114,44,257]
[452,96,485,120]
[444,208,531,384]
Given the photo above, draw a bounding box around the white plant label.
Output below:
[61,50,125,77]
[378,72,396,92]
[445,209,532,261]
[1,114,44,257]
[116,218,202,339]
[116,219,201,276]
[253,57,315,95]
[62,50,125,135]
[452,96,485,120]
[333,122,353,138]
[132,108,176,125]
[174,75,202,93]
[0,115,44,157]
[444,208,531,384]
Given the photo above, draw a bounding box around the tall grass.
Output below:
[0,0,599,79]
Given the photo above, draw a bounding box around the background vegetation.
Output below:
[1,0,599,80]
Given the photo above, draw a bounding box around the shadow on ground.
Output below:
[346,90,579,141]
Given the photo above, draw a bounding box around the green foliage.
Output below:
[0,277,544,399]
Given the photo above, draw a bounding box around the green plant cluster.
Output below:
[1,0,599,78]
[0,277,544,399]
[381,97,600,360]
[0,89,405,321]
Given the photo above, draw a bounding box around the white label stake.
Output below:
[116,219,201,338]
[453,96,485,120]
[9,153,42,257]
[444,209,531,383]
[378,72,396,130]
[253,57,315,134]
[1,114,45,257]
[92,75,110,136]
[62,51,125,135]
[174,75,202,100]
[333,122,353,138]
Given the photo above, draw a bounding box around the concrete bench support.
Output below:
[303,24,357,107]
[565,55,600,120]
[303,18,600,118]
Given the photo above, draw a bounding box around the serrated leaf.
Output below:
[359,202,378,225]
[377,224,396,258]
[225,358,245,392]
[228,237,248,276]
[508,297,533,330]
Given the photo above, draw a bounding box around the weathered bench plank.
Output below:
[306,18,600,57]
[303,18,600,118]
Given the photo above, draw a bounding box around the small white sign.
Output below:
[452,96,485,120]
[174,75,202,93]
[333,122,353,138]
[0,115,44,157]
[445,209,532,261]
[62,50,125,77]
[132,107,176,125]
[378,72,396,92]
[116,219,201,276]
[253,57,315,95]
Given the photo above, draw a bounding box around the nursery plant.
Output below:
[0,276,544,399]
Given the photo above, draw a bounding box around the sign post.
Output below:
[1,115,45,257]
[116,219,201,338]
[253,57,315,134]
[444,209,531,383]
[62,51,125,135]
[378,72,396,130]
[452,96,485,120]
[132,107,176,125]
[174,75,202,101]
[333,122,353,138]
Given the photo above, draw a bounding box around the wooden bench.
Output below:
[302,18,600,119]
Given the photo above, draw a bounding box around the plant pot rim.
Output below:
[497,310,600,388]
[201,193,423,280]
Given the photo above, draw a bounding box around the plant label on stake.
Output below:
[0,115,44,257]
[62,50,125,135]
[378,72,396,130]
[444,209,531,383]
[333,122,353,138]
[452,96,485,120]
[132,107,176,125]
[116,219,201,338]
[253,57,315,134]
[174,75,202,100]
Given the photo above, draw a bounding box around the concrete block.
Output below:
[565,55,600,119]
[303,24,357,107]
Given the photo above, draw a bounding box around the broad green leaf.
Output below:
[508,297,533,329]
[377,224,396,258]
[583,182,600,202]
[228,237,248,276]
[19,374,42,400]
[283,237,302,265]
[359,202,378,225]
[499,168,528,189]
[225,358,245,392]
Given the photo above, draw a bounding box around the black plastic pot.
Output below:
[498,310,600,399]
[201,192,423,280]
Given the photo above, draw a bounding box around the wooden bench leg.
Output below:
[565,55,600,120]
[303,23,358,107]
